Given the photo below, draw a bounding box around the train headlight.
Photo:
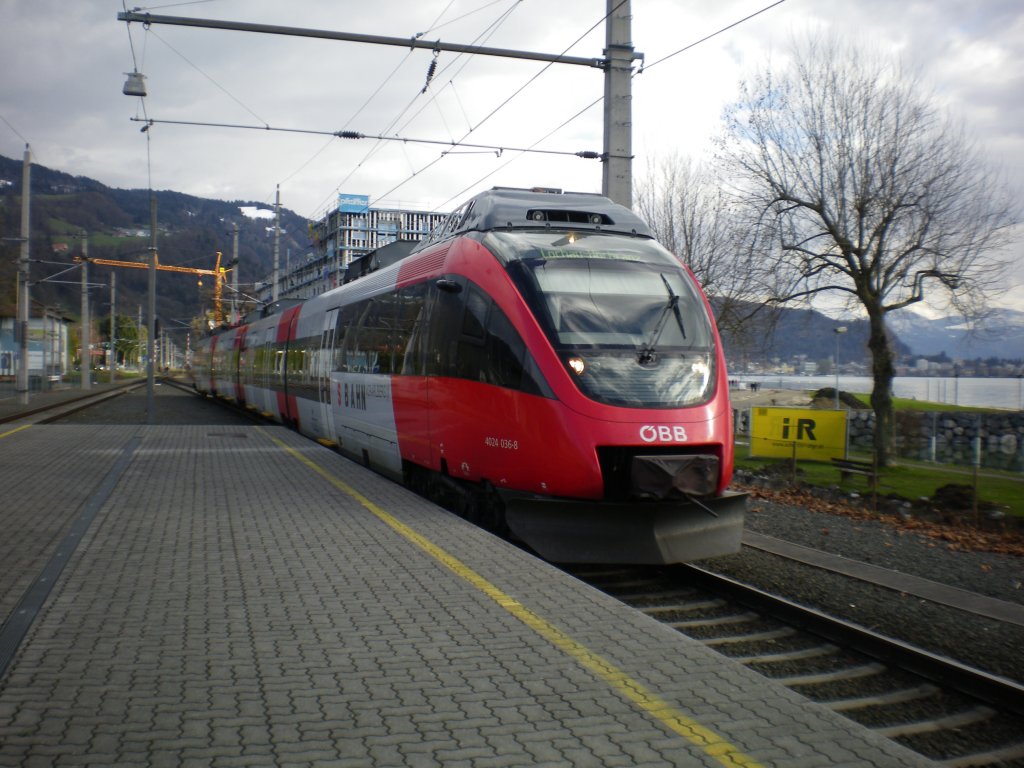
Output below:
[692,359,710,391]
[568,356,586,375]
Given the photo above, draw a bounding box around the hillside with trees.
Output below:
[0,153,310,342]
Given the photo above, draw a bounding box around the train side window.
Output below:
[342,299,387,373]
[396,284,427,376]
[337,304,359,372]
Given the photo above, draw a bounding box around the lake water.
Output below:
[739,375,1024,411]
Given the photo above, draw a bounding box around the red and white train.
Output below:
[192,188,746,564]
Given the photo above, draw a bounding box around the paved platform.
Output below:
[0,404,937,765]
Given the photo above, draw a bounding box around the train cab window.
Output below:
[461,287,488,339]
[455,286,488,381]
[484,304,549,396]
[493,230,717,408]
[423,283,463,377]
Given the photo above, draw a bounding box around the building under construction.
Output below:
[258,194,447,305]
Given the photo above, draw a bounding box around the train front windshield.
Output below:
[488,231,717,409]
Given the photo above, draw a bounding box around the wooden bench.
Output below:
[831,457,878,488]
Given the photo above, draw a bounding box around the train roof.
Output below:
[414,187,653,252]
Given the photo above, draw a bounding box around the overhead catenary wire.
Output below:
[415,0,517,38]
[0,114,29,145]
[640,0,788,73]
[438,0,792,210]
[122,0,142,71]
[436,94,604,211]
[304,0,525,218]
[367,1,624,209]
[130,116,602,160]
[146,26,271,128]
[118,1,788,220]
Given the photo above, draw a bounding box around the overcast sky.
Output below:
[2,0,1022,312]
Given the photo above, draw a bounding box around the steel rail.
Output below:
[0,381,142,426]
[679,564,1024,717]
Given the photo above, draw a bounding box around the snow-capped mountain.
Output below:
[887,308,1024,360]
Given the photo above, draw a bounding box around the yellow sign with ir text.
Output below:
[749,407,847,460]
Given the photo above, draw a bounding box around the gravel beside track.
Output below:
[698,491,1024,683]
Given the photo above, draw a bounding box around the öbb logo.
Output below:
[640,425,689,443]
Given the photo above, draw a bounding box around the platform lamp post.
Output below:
[833,326,847,409]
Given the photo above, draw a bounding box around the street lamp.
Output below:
[833,326,847,409]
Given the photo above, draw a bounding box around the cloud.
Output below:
[2,0,1021,309]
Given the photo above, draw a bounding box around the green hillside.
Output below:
[0,154,310,336]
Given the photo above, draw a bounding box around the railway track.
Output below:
[0,381,142,426]
[566,558,1024,766]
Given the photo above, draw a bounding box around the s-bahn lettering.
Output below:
[640,425,689,443]
[339,380,389,410]
[484,436,519,450]
[344,382,366,410]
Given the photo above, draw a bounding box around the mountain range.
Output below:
[887,308,1024,362]
[2,153,1020,363]
[0,153,308,331]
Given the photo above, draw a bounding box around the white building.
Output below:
[257,194,448,305]
[0,313,70,386]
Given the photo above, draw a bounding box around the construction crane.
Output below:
[76,251,230,325]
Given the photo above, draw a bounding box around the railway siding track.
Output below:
[568,559,1024,767]
[0,381,141,426]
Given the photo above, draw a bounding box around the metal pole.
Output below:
[273,186,280,304]
[16,144,31,404]
[80,235,91,390]
[41,310,49,390]
[231,221,239,323]
[834,334,840,409]
[147,196,157,422]
[833,326,847,409]
[110,272,116,382]
[602,0,635,207]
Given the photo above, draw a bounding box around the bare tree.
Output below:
[635,153,778,363]
[719,36,1017,464]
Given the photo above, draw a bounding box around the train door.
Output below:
[232,326,248,405]
[317,308,338,441]
[277,306,302,426]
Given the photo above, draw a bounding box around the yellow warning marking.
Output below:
[0,424,32,440]
[263,428,764,768]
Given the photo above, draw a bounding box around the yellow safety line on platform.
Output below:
[0,424,32,440]
[262,428,764,768]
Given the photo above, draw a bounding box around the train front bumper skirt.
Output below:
[504,490,748,565]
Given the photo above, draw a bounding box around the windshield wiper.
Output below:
[637,275,685,365]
